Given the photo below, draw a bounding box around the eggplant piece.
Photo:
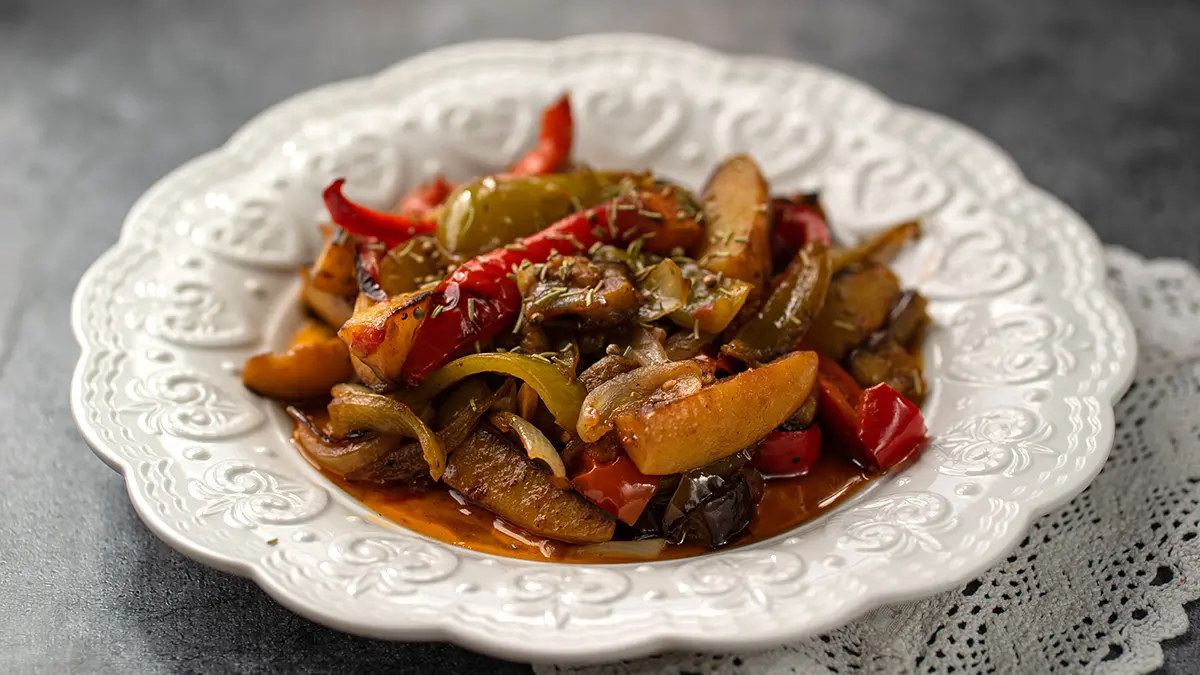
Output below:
[883,290,929,347]
[779,391,819,431]
[443,427,615,544]
[848,337,926,403]
[518,256,642,329]
[830,220,921,273]
[661,452,764,548]
[347,379,511,485]
[802,263,901,361]
[578,354,639,392]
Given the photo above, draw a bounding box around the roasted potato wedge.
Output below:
[243,338,354,401]
[614,350,818,475]
[444,426,615,543]
[690,155,772,296]
[338,291,432,385]
[301,268,354,329]
[289,319,338,348]
[310,228,359,296]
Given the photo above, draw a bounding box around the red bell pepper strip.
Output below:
[506,94,573,177]
[571,450,658,526]
[752,427,823,477]
[396,175,453,218]
[400,194,683,384]
[323,179,437,247]
[857,383,926,471]
[814,355,926,471]
[771,197,831,269]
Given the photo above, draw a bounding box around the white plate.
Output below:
[70,34,1137,664]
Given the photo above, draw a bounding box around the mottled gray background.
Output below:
[2,0,1198,673]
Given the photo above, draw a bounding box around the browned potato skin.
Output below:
[310,230,359,297]
[289,319,338,348]
[803,264,901,361]
[443,427,615,544]
[301,268,354,329]
[691,155,772,298]
[338,291,432,385]
[614,350,819,475]
[243,338,354,401]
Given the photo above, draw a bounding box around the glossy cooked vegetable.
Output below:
[301,268,354,328]
[724,241,832,363]
[443,426,615,543]
[614,350,819,475]
[576,360,704,443]
[570,448,659,526]
[242,338,354,402]
[327,384,446,480]
[289,408,403,476]
[751,427,823,477]
[770,194,830,270]
[323,179,436,247]
[831,220,921,273]
[310,228,359,297]
[667,262,754,335]
[251,109,935,561]
[803,263,901,361]
[400,190,703,384]
[338,291,432,385]
[661,451,764,548]
[409,352,587,430]
[438,172,626,256]
[506,94,574,177]
[691,155,772,296]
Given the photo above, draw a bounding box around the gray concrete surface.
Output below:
[2,0,1198,672]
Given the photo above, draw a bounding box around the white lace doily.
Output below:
[536,246,1200,675]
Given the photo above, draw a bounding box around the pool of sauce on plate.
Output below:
[297,421,875,563]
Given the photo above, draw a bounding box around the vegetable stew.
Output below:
[243,94,931,562]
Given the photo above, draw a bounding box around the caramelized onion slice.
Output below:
[286,406,400,476]
[576,361,703,443]
[409,353,587,430]
[328,384,446,480]
[490,411,567,480]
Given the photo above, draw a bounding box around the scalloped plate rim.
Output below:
[68,33,1138,664]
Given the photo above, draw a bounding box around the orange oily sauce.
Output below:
[303,427,873,563]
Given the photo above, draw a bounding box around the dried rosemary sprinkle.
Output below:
[430,304,445,319]
[585,288,596,306]
[693,320,701,339]
[637,209,662,220]
[833,319,858,331]
[467,297,477,322]
[506,272,518,282]
[519,260,533,271]
[396,240,417,258]
[733,236,749,244]
[788,315,803,326]
[623,345,633,359]
[512,309,526,333]
[588,241,603,255]
[468,398,477,412]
